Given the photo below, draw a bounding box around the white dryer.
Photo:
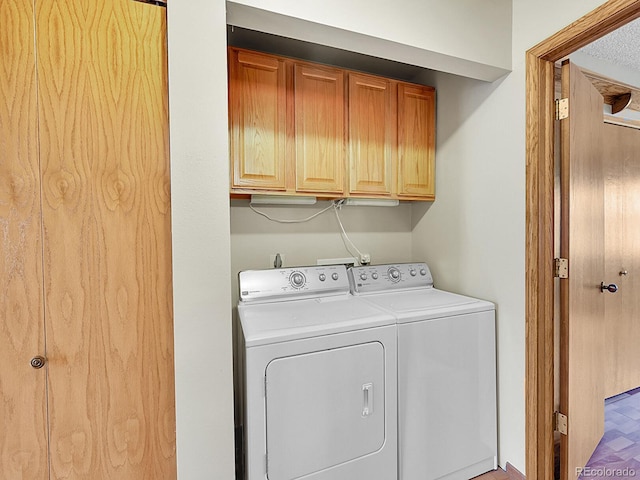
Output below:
[349,263,497,480]
[237,264,398,480]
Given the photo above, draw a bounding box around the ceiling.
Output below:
[579,19,640,73]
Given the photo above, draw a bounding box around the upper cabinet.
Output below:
[348,73,393,196]
[228,49,287,190]
[397,84,436,197]
[295,64,345,193]
[228,47,436,201]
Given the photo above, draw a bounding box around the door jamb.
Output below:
[526,1,640,479]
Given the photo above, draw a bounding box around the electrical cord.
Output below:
[248,199,367,264]
[332,200,365,260]
[249,202,335,223]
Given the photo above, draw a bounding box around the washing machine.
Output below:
[349,262,497,480]
[237,264,398,480]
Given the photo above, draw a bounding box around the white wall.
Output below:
[227,0,511,81]
[167,1,235,479]
[230,201,413,305]
[165,0,616,478]
[411,0,609,473]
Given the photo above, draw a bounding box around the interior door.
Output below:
[0,0,49,477]
[559,60,606,479]
[603,123,640,398]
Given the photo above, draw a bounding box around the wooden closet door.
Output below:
[35,0,176,478]
[0,0,49,478]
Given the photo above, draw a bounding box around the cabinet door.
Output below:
[229,49,288,191]
[295,64,344,193]
[348,73,392,195]
[397,84,435,198]
[0,0,49,477]
[36,0,176,478]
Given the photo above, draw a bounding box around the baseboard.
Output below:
[506,462,526,480]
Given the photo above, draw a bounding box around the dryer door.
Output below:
[265,341,385,480]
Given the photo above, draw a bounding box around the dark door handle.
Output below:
[30,356,46,369]
[600,282,618,293]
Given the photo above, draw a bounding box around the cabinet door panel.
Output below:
[229,49,287,190]
[36,0,176,478]
[348,74,392,195]
[0,0,49,477]
[397,84,435,198]
[295,64,344,193]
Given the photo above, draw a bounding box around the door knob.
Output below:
[600,282,618,293]
[620,270,628,276]
[30,356,46,369]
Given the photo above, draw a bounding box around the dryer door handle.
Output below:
[362,383,373,417]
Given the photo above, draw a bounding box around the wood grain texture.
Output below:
[347,73,392,195]
[603,123,640,398]
[559,60,605,480]
[396,84,435,198]
[228,48,287,191]
[35,0,176,478]
[294,63,344,193]
[529,0,640,61]
[525,52,556,480]
[0,0,49,478]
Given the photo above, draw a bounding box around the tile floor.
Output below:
[579,387,640,479]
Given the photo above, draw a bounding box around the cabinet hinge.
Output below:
[554,258,569,278]
[556,98,569,120]
[554,411,568,435]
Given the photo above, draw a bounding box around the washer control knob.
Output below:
[319,273,326,282]
[360,273,367,281]
[420,268,427,276]
[372,272,379,280]
[331,272,339,281]
[388,267,401,282]
[290,272,306,288]
[410,269,417,276]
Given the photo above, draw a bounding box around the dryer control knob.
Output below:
[290,272,306,288]
[331,272,339,281]
[388,267,401,282]
[420,268,427,276]
[360,273,367,281]
[319,273,326,282]
[372,272,379,280]
[410,269,417,276]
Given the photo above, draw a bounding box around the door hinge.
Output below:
[554,258,569,278]
[556,98,569,120]
[554,411,568,435]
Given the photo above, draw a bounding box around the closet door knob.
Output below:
[30,356,46,369]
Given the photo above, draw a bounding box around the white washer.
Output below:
[238,264,398,480]
[349,263,497,480]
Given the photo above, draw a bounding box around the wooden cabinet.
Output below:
[228,47,436,201]
[397,84,436,197]
[0,1,176,478]
[295,64,345,193]
[348,73,393,195]
[228,49,288,190]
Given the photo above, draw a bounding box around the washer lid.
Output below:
[361,288,494,322]
[238,295,395,347]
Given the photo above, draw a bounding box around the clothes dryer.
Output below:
[349,263,497,480]
[238,264,397,480]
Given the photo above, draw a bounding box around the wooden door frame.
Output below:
[526,1,640,479]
